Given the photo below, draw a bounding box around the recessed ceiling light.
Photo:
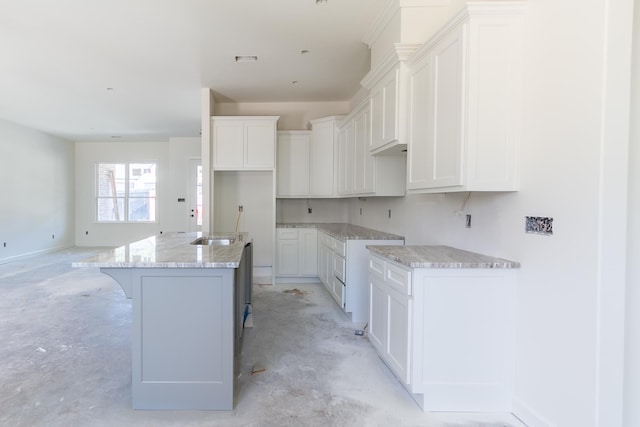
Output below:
[106,87,114,91]
[300,50,310,55]
[235,56,258,63]
[111,135,122,139]
[315,0,327,4]
[292,81,299,85]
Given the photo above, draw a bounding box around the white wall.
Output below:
[0,119,75,261]
[624,2,640,425]
[75,138,200,246]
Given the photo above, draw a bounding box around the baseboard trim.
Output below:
[0,244,75,265]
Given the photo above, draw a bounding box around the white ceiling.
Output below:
[0,0,386,141]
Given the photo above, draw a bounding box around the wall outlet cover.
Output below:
[526,216,553,235]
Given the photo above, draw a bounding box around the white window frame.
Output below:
[95,162,158,223]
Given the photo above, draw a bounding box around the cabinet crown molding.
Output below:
[360,43,421,90]
[363,0,450,47]
[407,0,527,66]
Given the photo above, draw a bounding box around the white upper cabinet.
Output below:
[361,45,419,156]
[337,100,405,197]
[369,67,399,152]
[276,131,311,197]
[309,116,344,197]
[276,116,344,198]
[407,2,525,193]
[212,117,278,170]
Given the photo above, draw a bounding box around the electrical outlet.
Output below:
[85,231,89,235]
[388,209,392,219]
[526,216,553,235]
[466,215,471,228]
[52,234,55,239]
[360,207,362,216]
[308,207,312,214]
[3,242,6,248]
[238,205,243,212]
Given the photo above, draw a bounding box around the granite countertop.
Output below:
[72,232,249,269]
[277,222,404,241]
[368,245,520,269]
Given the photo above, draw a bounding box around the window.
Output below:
[96,163,157,222]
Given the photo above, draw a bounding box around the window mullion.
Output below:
[125,163,130,222]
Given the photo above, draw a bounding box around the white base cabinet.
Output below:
[275,228,318,281]
[368,253,516,412]
[319,231,404,322]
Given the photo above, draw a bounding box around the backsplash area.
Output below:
[276,198,348,223]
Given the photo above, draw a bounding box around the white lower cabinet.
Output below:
[319,231,404,322]
[368,252,516,412]
[275,228,317,279]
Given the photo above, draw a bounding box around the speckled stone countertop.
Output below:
[368,245,520,269]
[72,232,249,269]
[277,223,404,241]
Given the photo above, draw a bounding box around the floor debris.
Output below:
[282,288,306,296]
[251,364,266,375]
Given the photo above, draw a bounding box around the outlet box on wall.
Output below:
[525,216,553,235]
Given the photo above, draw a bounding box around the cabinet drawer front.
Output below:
[333,238,346,257]
[333,253,346,282]
[277,228,298,240]
[369,255,385,278]
[385,262,412,295]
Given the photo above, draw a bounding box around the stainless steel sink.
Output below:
[190,237,236,246]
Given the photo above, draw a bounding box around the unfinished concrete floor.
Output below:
[0,248,526,427]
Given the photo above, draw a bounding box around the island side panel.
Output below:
[129,268,235,410]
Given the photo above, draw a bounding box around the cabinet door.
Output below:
[298,229,318,276]
[430,26,464,187]
[408,26,464,190]
[408,53,434,190]
[353,108,374,194]
[276,232,298,276]
[386,287,412,385]
[370,68,399,152]
[309,120,335,196]
[369,274,387,353]
[213,120,244,169]
[337,123,354,195]
[244,120,276,169]
[318,240,331,289]
[277,132,310,197]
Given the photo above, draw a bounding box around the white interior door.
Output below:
[188,158,203,232]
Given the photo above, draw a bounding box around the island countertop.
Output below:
[72,232,249,269]
[367,245,520,269]
[277,222,404,241]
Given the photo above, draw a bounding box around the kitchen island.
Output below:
[73,232,250,410]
